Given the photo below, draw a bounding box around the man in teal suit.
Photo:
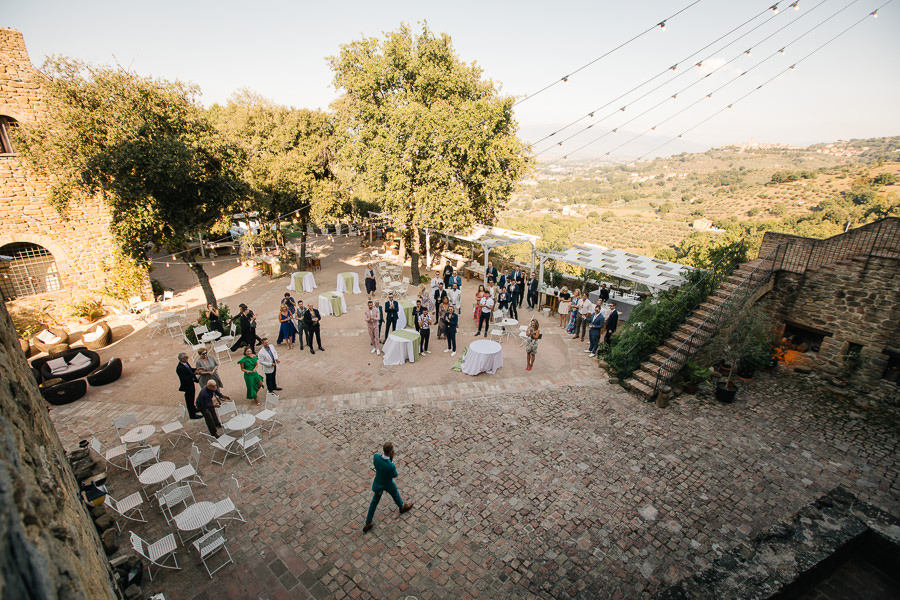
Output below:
[363,442,413,532]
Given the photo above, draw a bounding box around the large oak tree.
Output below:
[17,58,248,305]
[328,23,532,279]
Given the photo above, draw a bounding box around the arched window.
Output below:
[0,242,63,301]
[0,115,18,154]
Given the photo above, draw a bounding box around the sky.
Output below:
[4,0,899,161]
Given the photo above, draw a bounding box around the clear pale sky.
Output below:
[5,0,899,160]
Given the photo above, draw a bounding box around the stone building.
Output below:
[0,28,119,302]
[756,218,899,393]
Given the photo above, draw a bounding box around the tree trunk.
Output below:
[410,225,422,282]
[298,209,310,270]
[182,251,217,306]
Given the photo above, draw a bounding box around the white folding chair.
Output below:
[161,405,192,448]
[147,317,165,339]
[130,531,180,581]
[166,317,184,338]
[193,528,234,578]
[172,443,206,487]
[216,401,237,422]
[200,433,238,466]
[488,328,505,343]
[213,342,232,363]
[194,325,209,338]
[158,482,197,529]
[105,492,146,531]
[129,446,161,476]
[219,321,237,346]
[113,413,138,443]
[89,437,128,470]
[256,393,281,435]
[213,475,246,529]
[518,326,529,347]
[142,303,163,324]
[183,332,205,359]
[236,427,266,464]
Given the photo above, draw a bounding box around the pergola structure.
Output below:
[537,243,694,295]
[438,224,541,283]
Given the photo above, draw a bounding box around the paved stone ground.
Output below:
[42,237,900,598]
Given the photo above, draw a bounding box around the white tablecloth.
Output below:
[336,272,362,294]
[318,291,348,316]
[287,271,317,293]
[462,339,503,376]
[382,330,420,366]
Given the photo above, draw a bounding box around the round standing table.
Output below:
[461,339,504,376]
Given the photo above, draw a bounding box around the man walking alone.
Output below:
[363,442,413,532]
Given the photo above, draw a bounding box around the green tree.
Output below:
[328,23,532,280]
[208,91,344,269]
[17,58,247,305]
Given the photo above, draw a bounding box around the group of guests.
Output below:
[554,283,619,357]
[272,294,325,355]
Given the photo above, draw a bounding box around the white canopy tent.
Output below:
[537,243,694,296]
[438,224,541,284]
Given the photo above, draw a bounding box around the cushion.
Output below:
[36,330,60,344]
[69,352,93,368]
[47,357,69,374]
[82,326,104,343]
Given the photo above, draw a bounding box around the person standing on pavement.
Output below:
[304,305,325,354]
[476,292,494,336]
[604,302,619,345]
[176,352,202,419]
[365,300,382,355]
[384,293,399,336]
[443,307,458,356]
[364,264,377,300]
[363,442,413,532]
[575,295,594,343]
[229,304,255,353]
[418,307,431,355]
[525,317,541,371]
[257,337,282,392]
[442,262,453,289]
[373,299,385,343]
[295,300,308,351]
[527,273,539,310]
[587,304,606,358]
[196,380,227,436]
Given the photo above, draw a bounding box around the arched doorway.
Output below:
[0,242,64,301]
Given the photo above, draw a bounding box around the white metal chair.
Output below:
[488,328,505,343]
[183,332,205,359]
[161,405,192,448]
[200,433,238,466]
[213,341,232,363]
[105,492,146,531]
[236,427,266,464]
[113,413,138,443]
[255,393,281,435]
[218,321,237,347]
[216,401,237,422]
[129,446,161,475]
[166,316,184,338]
[193,528,234,578]
[89,437,128,470]
[213,475,246,528]
[142,303,163,323]
[130,531,180,581]
[518,325,529,347]
[147,316,165,339]
[172,443,206,487]
[194,324,209,338]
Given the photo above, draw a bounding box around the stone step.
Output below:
[623,377,654,399]
[632,368,660,388]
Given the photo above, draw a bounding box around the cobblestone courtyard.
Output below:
[44,239,899,598]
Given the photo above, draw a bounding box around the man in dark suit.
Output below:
[599,283,610,303]
[507,280,520,320]
[384,293,399,336]
[587,304,606,358]
[485,261,498,285]
[412,299,424,332]
[443,307,458,356]
[449,270,462,290]
[433,283,448,306]
[498,269,509,290]
[442,263,454,289]
[515,268,526,308]
[304,305,324,354]
[527,273,539,310]
[363,441,413,532]
[176,352,202,419]
[604,302,619,345]
[229,304,254,352]
[295,300,307,350]
[196,380,227,436]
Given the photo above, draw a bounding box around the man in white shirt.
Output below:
[574,296,594,342]
[448,283,462,313]
[476,293,494,336]
[430,270,442,297]
[257,337,282,392]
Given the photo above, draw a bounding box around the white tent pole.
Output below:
[483,245,490,286]
[425,227,430,270]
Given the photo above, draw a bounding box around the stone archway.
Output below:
[0,240,64,301]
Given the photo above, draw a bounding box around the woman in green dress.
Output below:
[237,346,265,405]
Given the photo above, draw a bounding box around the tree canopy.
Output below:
[17,57,247,304]
[328,23,532,278]
[208,91,344,267]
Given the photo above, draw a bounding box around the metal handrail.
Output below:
[651,243,788,395]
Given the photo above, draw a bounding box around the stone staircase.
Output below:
[623,259,765,400]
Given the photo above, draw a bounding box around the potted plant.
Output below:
[69,298,105,324]
[706,304,773,403]
[682,361,712,394]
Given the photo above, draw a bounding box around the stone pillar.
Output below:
[0,298,117,599]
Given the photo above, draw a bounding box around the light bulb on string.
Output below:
[589,112,594,118]
[779,48,785,55]
[770,4,779,14]
[695,62,703,68]
[790,64,796,71]
[670,64,677,72]
[562,76,569,85]
[745,49,752,57]
[658,21,666,32]
[791,2,799,9]
[612,128,618,135]
[620,106,626,112]
[871,10,877,17]
[671,94,678,101]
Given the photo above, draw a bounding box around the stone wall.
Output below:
[757,253,900,389]
[0,298,118,598]
[0,28,120,298]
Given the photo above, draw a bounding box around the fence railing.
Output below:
[777,217,900,274]
[651,243,788,395]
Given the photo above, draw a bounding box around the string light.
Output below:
[791,2,799,9]
[658,21,666,31]
[745,48,752,56]
[562,76,569,84]
[771,4,779,14]
[670,64,678,72]
[790,64,796,71]
[695,61,703,68]
[871,10,877,17]
[779,47,786,54]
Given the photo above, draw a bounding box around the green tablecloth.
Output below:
[293,271,312,292]
[340,272,355,292]
[391,328,420,362]
[400,299,415,328]
[322,292,343,316]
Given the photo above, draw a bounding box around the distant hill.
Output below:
[496,135,900,265]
